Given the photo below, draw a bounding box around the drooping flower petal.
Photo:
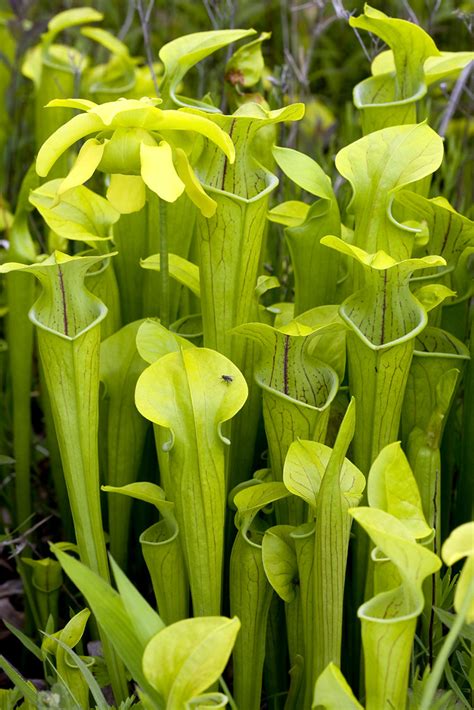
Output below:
[173,147,216,217]
[47,98,98,112]
[36,112,105,177]
[106,174,146,214]
[153,110,235,163]
[140,141,185,203]
[58,139,107,195]
[93,97,161,126]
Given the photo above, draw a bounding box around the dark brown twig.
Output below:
[439,61,473,137]
[136,0,160,97]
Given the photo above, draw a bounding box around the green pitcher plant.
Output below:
[350,4,473,134]
[320,237,449,638]
[402,327,470,538]
[332,122,443,274]
[401,327,469,654]
[99,320,150,568]
[230,475,291,710]
[4,167,39,532]
[314,441,440,710]
[135,343,248,617]
[267,145,341,314]
[41,608,93,710]
[351,509,440,710]
[394,190,474,324]
[235,306,343,524]
[187,101,303,357]
[134,318,199,502]
[29,178,122,338]
[268,398,364,707]
[158,28,256,110]
[52,546,241,709]
[103,481,188,625]
[321,237,447,476]
[23,557,62,631]
[0,251,127,702]
[351,443,441,708]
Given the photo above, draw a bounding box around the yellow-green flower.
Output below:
[36,97,235,217]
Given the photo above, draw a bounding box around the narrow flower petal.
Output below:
[46,98,98,111]
[174,148,216,218]
[36,112,105,177]
[58,139,106,195]
[106,174,146,214]
[92,98,161,126]
[140,142,185,203]
[150,110,235,163]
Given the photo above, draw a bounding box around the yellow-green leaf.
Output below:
[313,663,363,710]
[367,442,432,539]
[142,616,240,707]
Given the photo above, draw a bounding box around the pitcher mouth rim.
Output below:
[199,166,279,205]
[353,75,427,110]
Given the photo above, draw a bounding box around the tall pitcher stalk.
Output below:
[0,251,127,702]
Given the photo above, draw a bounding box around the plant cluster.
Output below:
[0,3,473,710]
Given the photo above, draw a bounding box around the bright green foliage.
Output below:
[333,123,444,260]
[236,308,342,524]
[366,441,432,539]
[349,4,473,133]
[315,442,441,710]
[230,478,290,709]
[269,146,341,312]
[100,321,150,567]
[135,346,248,616]
[313,663,363,710]
[53,546,164,704]
[0,6,472,710]
[42,608,92,709]
[103,481,188,624]
[442,523,474,624]
[29,179,120,244]
[0,252,127,701]
[23,557,62,629]
[159,29,256,108]
[142,616,240,708]
[323,237,448,474]
[279,400,364,706]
